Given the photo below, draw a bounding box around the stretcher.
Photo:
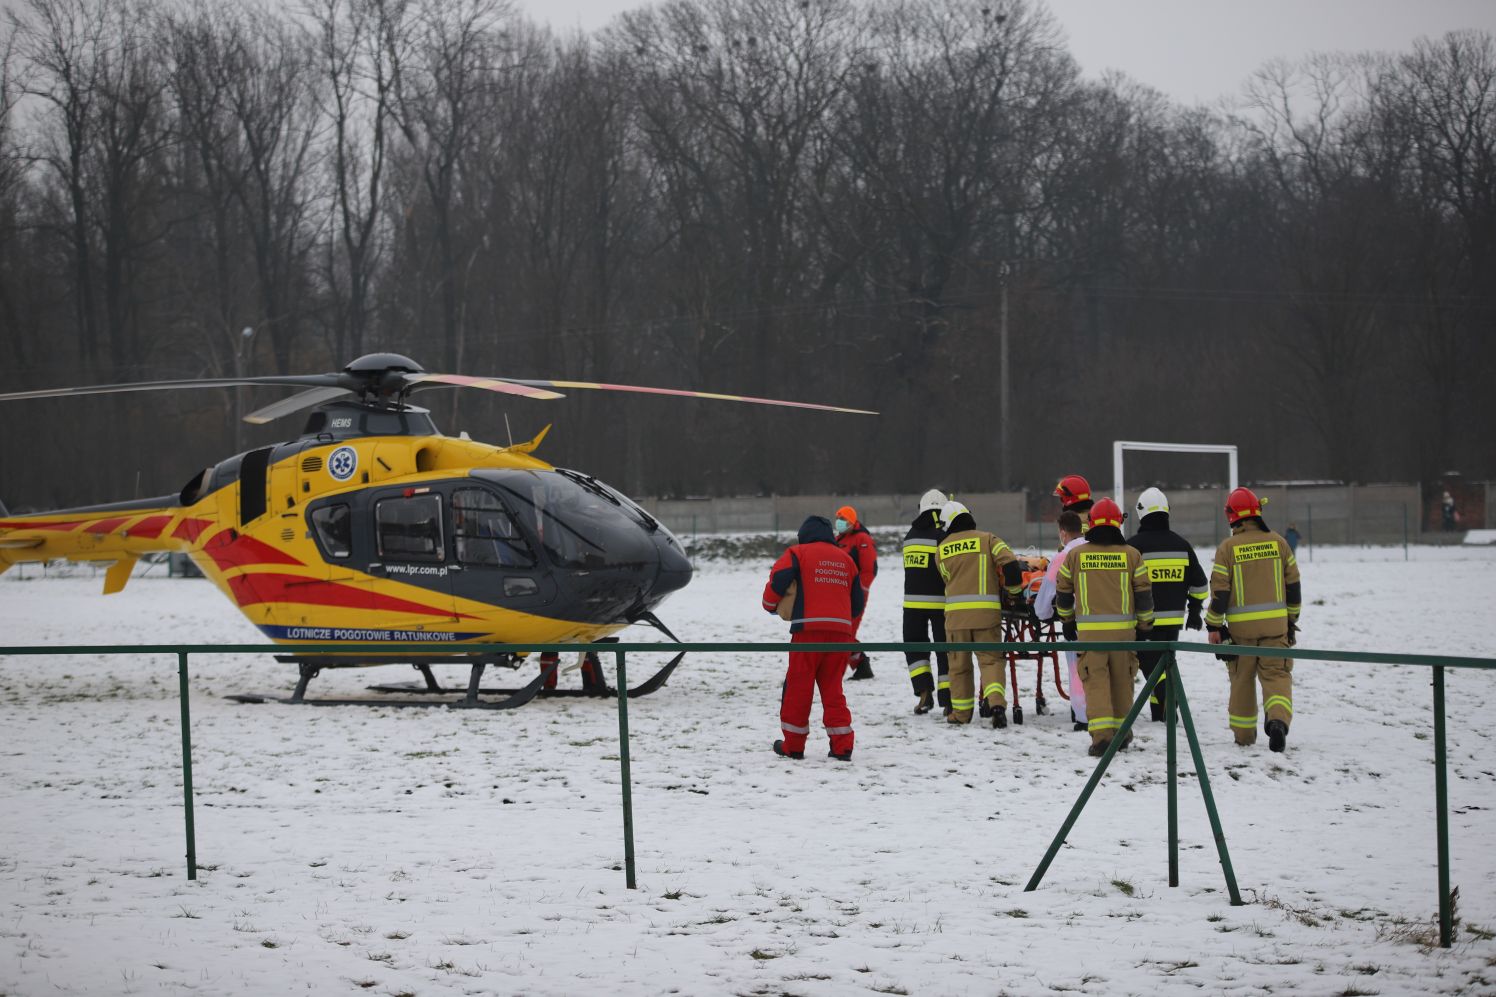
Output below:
[999,556,1068,723]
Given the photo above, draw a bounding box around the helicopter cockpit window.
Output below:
[488,470,651,570]
[310,503,352,559]
[376,494,444,561]
[452,488,535,568]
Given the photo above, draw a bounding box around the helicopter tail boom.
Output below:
[0,498,201,593]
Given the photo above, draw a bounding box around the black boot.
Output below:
[914,690,934,715]
[773,740,804,760]
[1150,700,1165,723]
[1012,704,1024,726]
[827,748,853,761]
[1267,719,1288,753]
[848,653,874,681]
[991,707,1007,729]
[1088,739,1112,757]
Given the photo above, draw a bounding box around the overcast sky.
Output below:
[532,0,1496,107]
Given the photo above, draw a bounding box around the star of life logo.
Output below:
[328,445,358,481]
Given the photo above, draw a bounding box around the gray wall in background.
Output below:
[640,484,1430,549]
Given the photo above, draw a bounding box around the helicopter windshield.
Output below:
[483,470,653,570]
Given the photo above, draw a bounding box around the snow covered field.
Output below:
[3,542,1496,996]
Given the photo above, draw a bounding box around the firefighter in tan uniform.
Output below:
[1206,487,1302,753]
[1055,498,1155,756]
[936,500,1024,727]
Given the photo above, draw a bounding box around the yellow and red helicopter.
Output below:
[0,353,874,707]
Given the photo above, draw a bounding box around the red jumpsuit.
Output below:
[836,522,878,672]
[763,524,865,756]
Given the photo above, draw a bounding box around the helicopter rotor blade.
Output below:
[435,376,878,415]
[0,374,341,402]
[243,386,353,425]
[402,373,566,399]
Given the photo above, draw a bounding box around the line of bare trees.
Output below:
[1,0,1493,511]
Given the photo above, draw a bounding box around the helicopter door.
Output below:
[368,489,460,627]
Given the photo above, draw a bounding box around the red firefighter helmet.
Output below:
[1089,497,1125,528]
[1224,487,1263,523]
[1053,474,1092,508]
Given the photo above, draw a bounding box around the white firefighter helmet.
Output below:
[1135,486,1169,517]
[939,500,970,527]
[919,488,947,514]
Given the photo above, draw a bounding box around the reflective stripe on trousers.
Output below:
[1224,601,1287,624]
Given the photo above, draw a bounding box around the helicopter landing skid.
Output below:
[363,650,686,700]
[227,654,552,710]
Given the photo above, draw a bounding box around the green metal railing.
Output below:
[2,638,1490,947]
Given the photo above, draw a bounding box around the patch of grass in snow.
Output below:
[1206,914,1224,923]
[1349,964,1382,975]
[784,973,832,982]
[402,749,455,758]
[853,965,873,973]
[443,934,482,945]
[384,930,410,940]
[1254,891,1323,927]
[259,938,279,949]
[351,979,377,989]
[171,906,200,919]
[662,889,684,900]
[1334,988,1380,996]
[749,949,780,960]
[1110,878,1135,897]
[366,951,394,964]
[1001,909,1029,918]
[1465,922,1495,941]
[871,984,909,996]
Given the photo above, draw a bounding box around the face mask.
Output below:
[834,517,850,536]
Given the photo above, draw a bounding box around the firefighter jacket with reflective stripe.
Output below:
[763,541,864,635]
[937,528,1022,629]
[1125,513,1209,628]
[836,524,878,599]
[901,513,946,610]
[1055,542,1154,637]
[1206,521,1300,639]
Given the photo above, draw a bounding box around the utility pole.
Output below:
[999,261,1011,489]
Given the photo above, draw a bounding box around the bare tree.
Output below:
[389,0,512,379]
[304,0,406,360]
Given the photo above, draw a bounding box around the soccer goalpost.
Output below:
[1112,440,1238,505]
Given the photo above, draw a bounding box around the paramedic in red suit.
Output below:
[762,515,866,761]
[834,504,879,680]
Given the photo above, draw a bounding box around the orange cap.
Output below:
[835,505,859,525]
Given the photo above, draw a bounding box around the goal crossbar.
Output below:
[1113,441,1238,505]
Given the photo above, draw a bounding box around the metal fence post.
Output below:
[177,651,197,882]
[1167,650,1179,888]
[1434,664,1452,947]
[615,649,637,890]
[1172,671,1242,905]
